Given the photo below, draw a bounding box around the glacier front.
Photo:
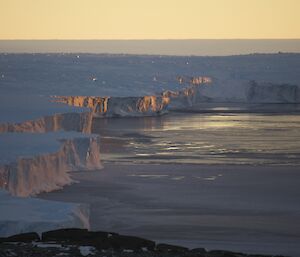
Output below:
[0,132,102,197]
[0,189,89,237]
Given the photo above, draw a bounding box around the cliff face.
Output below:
[162,86,212,109]
[53,79,214,115]
[0,112,93,134]
[176,76,212,85]
[0,136,102,197]
[246,81,300,103]
[54,95,170,117]
[54,96,109,113]
[0,189,90,236]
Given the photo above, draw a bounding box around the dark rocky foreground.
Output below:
[0,229,288,257]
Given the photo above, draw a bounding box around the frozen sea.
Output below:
[92,112,300,166]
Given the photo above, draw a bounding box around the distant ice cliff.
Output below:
[54,77,300,114]
[54,95,170,117]
[246,81,300,103]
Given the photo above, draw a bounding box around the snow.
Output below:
[0,132,78,165]
[0,189,90,237]
[0,53,299,121]
[0,52,299,241]
[0,94,88,124]
[79,246,96,256]
[1,53,299,98]
[32,242,65,248]
[0,132,102,196]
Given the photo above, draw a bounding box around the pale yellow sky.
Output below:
[0,0,299,39]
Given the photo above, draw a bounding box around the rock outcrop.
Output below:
[0,229,289,257]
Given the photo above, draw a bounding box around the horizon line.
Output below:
[1,38,300,41]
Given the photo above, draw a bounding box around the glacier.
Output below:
[0,132,102,197]
[0,189,89,237]
[246,81,300,103]
[54,95,170,117]
[0,53,300,239]
[53,79,300,115]
[0,112,93,134]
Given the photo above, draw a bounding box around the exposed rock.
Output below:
[208,250,244,257]
[0,229,290,257]
[190,247,207,254]
[42,229,155,251]
[41,228,119,246]
[106,234,155,251]
[156,243,189,253]
[0,232,40,243]
[41,228,91,242]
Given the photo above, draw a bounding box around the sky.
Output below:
[0,0,299,40]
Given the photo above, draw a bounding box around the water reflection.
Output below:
[1,110,300,166]
[93,112,300,165]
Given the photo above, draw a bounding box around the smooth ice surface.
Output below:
[0,132,93,165]
[1,53,300,98]
[1,52,300,255]
[0,94,87,124]
[0,189,89,237]
[1,40,300,56]
[40,164,300,257]
[91,112,300,165]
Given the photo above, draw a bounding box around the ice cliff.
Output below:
[0,189,90,237]
[54,95,170,117]
[162,86,212,110]
[246,81,300,103]
[176,76,212,85]
[0,112,93,134]
[53,76,300,115]
[53,77,214,115]
[0,133,102,197]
